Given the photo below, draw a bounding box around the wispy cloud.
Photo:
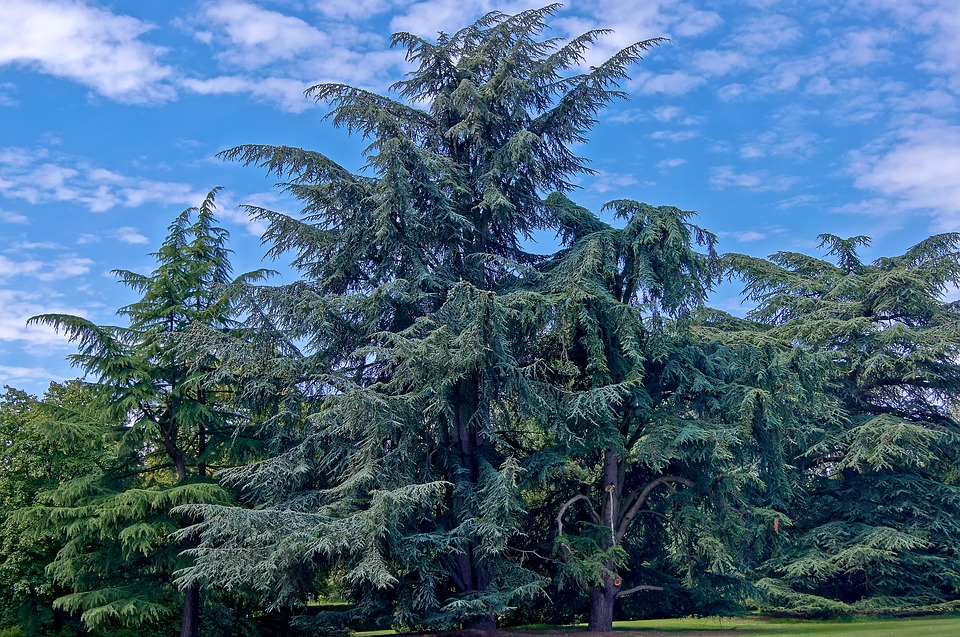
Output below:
[587,171,642,194]
[0,148,206,213]
[0,254,93,282]
[0,288,90,349]
[650,129,700,142]
[110,227,149,245]
[181,75,315,113]
[0,363,56,386]
[657,158,688,169]
[0,0,174,103]
[717,230,767,243]
[710,166,800,192]
[0,81,16,106]
[849,118,960,230]
[202,0,332,69]
[0,208,27,224]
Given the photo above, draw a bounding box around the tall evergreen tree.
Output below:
[179,7,667,630]
[732,234,960,614]
[539,195,823,630]
[28,190,269,637]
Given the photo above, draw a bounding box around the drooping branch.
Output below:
[616,476,695,540]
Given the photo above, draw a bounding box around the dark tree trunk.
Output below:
[463,613,497,631]
[448,376,497,631]
[180,583,200,637]
[588,580,617,632]
[588,448,623,632]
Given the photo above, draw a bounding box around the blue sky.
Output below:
[1,0,958,394]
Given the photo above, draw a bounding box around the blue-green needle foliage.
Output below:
[731,234,960,615]
[533,193,832,630]
[176,6,679,631]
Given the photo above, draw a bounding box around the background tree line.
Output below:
[2,6,959,636]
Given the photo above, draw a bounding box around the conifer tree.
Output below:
[538,195,824,629]
[732,234,960,614]
[28,190,269,637]
[179,7,667,630]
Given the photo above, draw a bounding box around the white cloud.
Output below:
[0,209,27,224]
[111,227,149,245]
[0,364,56,385]
[718,230,767,242]
[0,0,174,103]
[650,129,699,142]
[691,49,753,77]
[653,106,683,122]
[181,75,315,113]
[11,241,60,250]
[0,256,44,279]
[0,82,16,106]
[392,1,548,38]
[717,83,747,102]
[0,288,87,349]
[312,0,400,20]
[633,70,706,95]
[710,166,800,192]
[41,257,94,280]
[831,28,898,66]
[733,13,803,53]
[588,171,641,194]
[849,119,960,230]
[657,158,688,168]
[0,148,206,213]
[203,0,330,69]
[76,233,101,245]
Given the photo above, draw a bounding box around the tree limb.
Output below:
[556,493,600,537]
[617,584,664,598]
[616,476,695,540]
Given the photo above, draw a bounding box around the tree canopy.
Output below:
[1,8,960,637]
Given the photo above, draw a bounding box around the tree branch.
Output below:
[556,493,600,537]
[616,476,694,540]
[617,584,664,598]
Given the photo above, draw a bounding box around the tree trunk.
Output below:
[588,448,623,632]
[463,613,497,631]
[588,580,618,632]
[448,376,497,631]
[180,583,200,637]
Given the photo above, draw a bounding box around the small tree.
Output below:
[29,189,269,637]
[0,383,101,635]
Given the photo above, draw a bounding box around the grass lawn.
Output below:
[355,614,960,637]
[597,614,960,636]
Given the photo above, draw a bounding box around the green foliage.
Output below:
[183,7,670,631]
[0,383,96,635]
[25,190,270,636]
[733,233,960,615]
[535,191,829,629]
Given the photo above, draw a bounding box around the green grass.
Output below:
[356,614,960,636]
[606,614,960,636]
